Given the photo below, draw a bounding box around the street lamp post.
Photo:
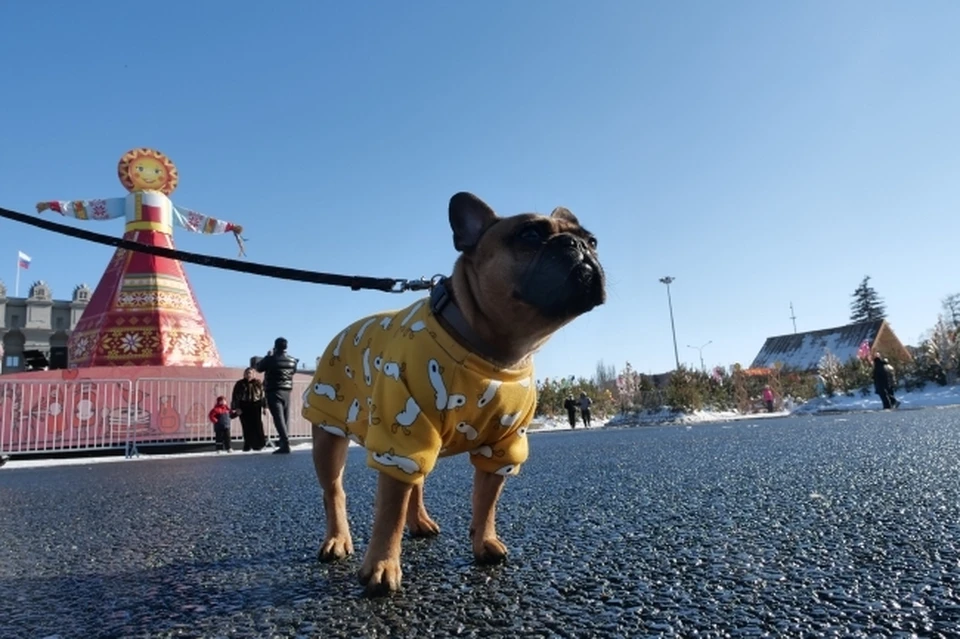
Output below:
[659,276,680,370]
[687,340,713,373]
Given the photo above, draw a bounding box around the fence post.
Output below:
[125,380,139,459]
[0,382,7,459]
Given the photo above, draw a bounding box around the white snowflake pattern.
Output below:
[71,336,91,357]
[177,334,198,355]
[119,333,143,353]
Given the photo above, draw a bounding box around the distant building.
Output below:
[0,280,92,374]
[750,320,912,372]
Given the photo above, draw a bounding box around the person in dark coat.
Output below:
[256,337,299,454]
[873,354,900,410]
[563,395,578,428]
[231,367,267,451]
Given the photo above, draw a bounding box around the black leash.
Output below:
[0,205,436,293]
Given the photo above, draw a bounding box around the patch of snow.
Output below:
[528,417,611,432]
[602,384,960,426]
[605,408,791,428]
[790,384,960,415]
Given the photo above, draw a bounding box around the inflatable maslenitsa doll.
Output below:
[37,148,245,368]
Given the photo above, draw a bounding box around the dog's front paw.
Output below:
[472,536,508,565]
[317,535,354,563]
[359,558,403,597]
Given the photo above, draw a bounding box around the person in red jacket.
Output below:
[209,396,238,453]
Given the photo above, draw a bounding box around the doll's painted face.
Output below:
[128,157,169,191]
[117,148,179,195]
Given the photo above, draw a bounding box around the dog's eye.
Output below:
[587,236,598,249]
[518,227,543,244]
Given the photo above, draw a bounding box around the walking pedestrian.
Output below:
[578,391,593,428]
[872,354,900,410]
[563,395,578,429]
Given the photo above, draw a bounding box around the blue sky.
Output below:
[2,1,959,381]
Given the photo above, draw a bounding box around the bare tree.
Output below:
[928,315,959,385]
[942,293,960,332]
[594,359,617,390]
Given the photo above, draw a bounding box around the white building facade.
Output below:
[0,280,91,374]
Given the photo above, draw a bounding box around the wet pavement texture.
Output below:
[4,409,960,638]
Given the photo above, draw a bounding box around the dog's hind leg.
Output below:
[406,482,441,537]
[312,425,354,562]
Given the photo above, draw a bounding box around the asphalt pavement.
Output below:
[3,408,960,638]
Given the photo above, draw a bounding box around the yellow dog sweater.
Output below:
[302,295,536,484]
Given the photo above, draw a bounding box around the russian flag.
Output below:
[17,251,31,270]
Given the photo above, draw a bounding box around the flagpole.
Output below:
[15,253,20,297]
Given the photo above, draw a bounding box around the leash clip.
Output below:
[393,274,445,294]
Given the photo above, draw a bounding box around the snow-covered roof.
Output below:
[750,320,885,371]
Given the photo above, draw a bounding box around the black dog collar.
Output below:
[429,278,502,363]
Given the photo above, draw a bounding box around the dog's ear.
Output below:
[449,192,498,253]
[550,206,580,226]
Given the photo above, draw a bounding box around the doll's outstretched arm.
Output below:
[36,197,125,221]
[172,204,246,256]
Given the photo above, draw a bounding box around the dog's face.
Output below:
[449,192,606,342]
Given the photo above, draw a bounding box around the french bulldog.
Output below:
[302,191,605,596]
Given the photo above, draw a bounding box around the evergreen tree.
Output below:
[849,275,887,323]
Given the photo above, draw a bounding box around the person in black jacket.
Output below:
[872,353,900,410]
[256,337,299,454]
[563,395,578,428]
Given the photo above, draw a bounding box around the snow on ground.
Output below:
[790,383,960,415]
[603,408,791,428]
[529,416,609,430]
[4,385,959,471]
[605,383,960,427]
